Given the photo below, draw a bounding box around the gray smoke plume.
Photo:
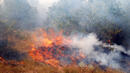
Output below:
[0,0,130,72]
[48,0,130,49]
[70,33,130,72]
[27,0,59,26]
[0,0,59,29]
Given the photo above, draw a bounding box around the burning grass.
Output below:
[29,29,86,67]
[0,27,125,73]
[0,59,124,73]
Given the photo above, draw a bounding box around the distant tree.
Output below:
[0,0,38,29]
[48,0,130,46]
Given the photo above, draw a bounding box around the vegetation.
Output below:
[0,60,124,73]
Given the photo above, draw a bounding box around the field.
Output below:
[0,60,124,73]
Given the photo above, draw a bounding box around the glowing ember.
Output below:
[29,29,85,67]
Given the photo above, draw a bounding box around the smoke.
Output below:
[0,0,59,29]
[70,33,130,72]
[47,2,130,71]
[0,0,130,72]
[71,33,102,55]
[49,0,130,25]
[27,0,59,25]
[0,0,3,5]
[48,0,130,48]
[0,0,130,31]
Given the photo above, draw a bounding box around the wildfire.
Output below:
[0,57,24,65]
[29,29,85,67]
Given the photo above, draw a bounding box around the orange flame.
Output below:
[29,29,85,67]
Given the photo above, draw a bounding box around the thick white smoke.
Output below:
[71,33,102,55]
[70,33,130,69]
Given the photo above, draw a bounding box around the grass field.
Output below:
[0,59,124,73]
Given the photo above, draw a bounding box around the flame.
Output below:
[29,29,85,67]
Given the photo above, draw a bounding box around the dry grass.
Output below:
[0,59,124,73]
[0,27,125,73]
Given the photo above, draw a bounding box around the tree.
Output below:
[0,0,38,29]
